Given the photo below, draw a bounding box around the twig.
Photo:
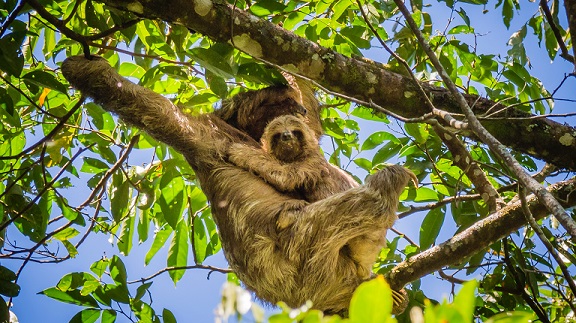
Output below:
[127,265,231,284]
[390,227,419,248]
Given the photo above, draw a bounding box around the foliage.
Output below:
[0,0,575,322]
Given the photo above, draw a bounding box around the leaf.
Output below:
[40,287,99,307]
[109,256,128,286]
[101,310,117,323]
[135,282,153,301]
[21,70,68,94]
[69,308,100,323]
[158,169,186,229]
[145,225,173,265]
[90,259,110,278]
[190,47,234,79]
[419,208,445,250]
[453,280,478,320]
[361,131,398,151]
[118,205,136,255]
[62,240,79,258]
[0,281,20,297]
[168,219,189,283]
[193,215,208,264]
[404,123,429,144]
[348,276,393,323]
[81,157,110,174]
[249,0,287,16]
[162,308,177,323]
[110,173,131,223]
[0,31,25,76]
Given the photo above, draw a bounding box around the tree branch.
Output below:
[387,177,576,290]
[93,0,576,170]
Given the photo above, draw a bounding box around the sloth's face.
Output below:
[264,115,317,163]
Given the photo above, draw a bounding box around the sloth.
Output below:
[61,55,414,315]
[228,114,416,290]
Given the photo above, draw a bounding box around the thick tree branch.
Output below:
[95,0,576,170]
[387,177,576,290]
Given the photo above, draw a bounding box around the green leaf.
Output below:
[90,259,110,278]
[145,225,173,265]
[193,214,208,264]
[118,205,136,255]
[110,173,132,223]
[53,227,80,241]
[80,157,109,174]
[190,47,234,79]
[414,187,439,202]
[135,282,153,301]
[0,31,25,76]
[21,70,68,94]
[158,169,186,229]
[348,277,393,322]
[453,280,478,320]
[69,308,100,323]
[249,0,287,16]
[404,123,429,144]
[419,208,445,250]
[101,309,117,323]
[109,256,128,286]
[168,219,189,283]
[40,287,99,307]
[0,266,16,282]
[62,240,79,258]
[0,280,20,297]
[501,0,514,29]
[361,131,398,151]
[353,157,372,171]
[162,308,177,323]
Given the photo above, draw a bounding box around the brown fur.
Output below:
[228,115,415,284]
[61,55,414,315]
[214,81,323,142]
[228,115,358,203]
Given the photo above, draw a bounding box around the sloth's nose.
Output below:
[280,131,293,141]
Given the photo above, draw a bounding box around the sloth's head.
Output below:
[262,115,319,163]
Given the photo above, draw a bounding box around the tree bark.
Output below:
[100,0,576,170]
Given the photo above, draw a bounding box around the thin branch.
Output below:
[390,227,419,248]
[127,265,231,284]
